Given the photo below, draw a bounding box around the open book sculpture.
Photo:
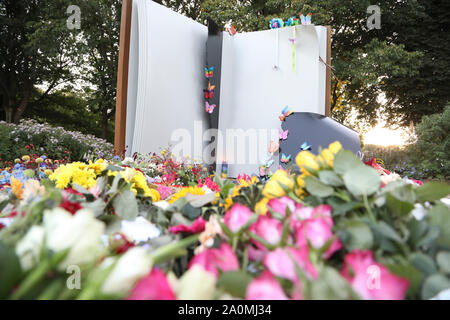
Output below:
[115,0,359,177]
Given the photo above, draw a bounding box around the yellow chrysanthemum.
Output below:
[168,186,206,204]
[49,162,97,189]
[87,159,107,175]
[10,177,24,199]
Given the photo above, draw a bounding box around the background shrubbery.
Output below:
[0,119,114,162]
[363,106,450,181]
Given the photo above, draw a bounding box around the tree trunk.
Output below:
[101,107,108,140]
[5,107,13,123]
[13,85,32,123]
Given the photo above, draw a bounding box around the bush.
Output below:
[407,106,450,180]
[0,119,114,162]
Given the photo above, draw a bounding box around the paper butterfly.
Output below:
[357,151,365,161]
[205,67,214,78]
[281,153,292,163]
[300,13,312,25]
[300,142,312,151]
[203,83,216,99]
[205,102,216,114]
[279,106,294,121]
[278,129,289,140]
[262,156,274,168]
[270,18,284,29]
[259,166,268,177]
[285,16,299,27]
[268,140,279,154]
[226,25,237,36]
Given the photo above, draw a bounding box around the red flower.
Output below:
[60,194,83,215]
[112,233,136,254]
[64,188,84,197]
[0,223,5,230]
[168,216,207,234]
[364,158,391,175]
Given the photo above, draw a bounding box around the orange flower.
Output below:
[10,177,24,199]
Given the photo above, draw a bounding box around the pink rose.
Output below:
[341,250,409,300]
[188,243,239,277]
[249,215,283,249]
[168,216,206,234]
[263,247,318,282]
[247,244,267,262]
[223,203,254,233]
[267,196,296,216]
[295,217,342,259]
[127,269,176,300]
[291,204,333,228]
[246,271,289,300]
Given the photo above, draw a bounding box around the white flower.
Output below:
[411,203,427,221]
[431,288,450,300]
[441,198,450,207]
[120,216,161,243]
[122,157,135,165]
[15,226,45,271]
[170,265,216,300]
[153,201,170,210]
[101,247,152,295]
[44,208,105,270]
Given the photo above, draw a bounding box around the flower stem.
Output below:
[149,234,199,265]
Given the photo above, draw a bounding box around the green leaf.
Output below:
[343,165,381,197]
[416,182,450,203]
[112,190,138,220]
[436,252,450,274]
[304,177,334,198]
[0,241,22,299]
[217,271,252,299]
[319,170,344,187]
[181,203,201,220]
[428,204,450,247]
[310,267,356,300]
[409,253,437,276]
[82,199,106,217]
[421,274,450,300]
[386,193,414,216]
[340,219,373,250]
[334,150,363,176]
[220,183,235,199]
[372,221,403,243]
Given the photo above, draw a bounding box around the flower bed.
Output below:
[0,142,449,300]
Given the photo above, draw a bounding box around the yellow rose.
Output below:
[255,197,269,215]
[319,148,334,168]
[295,151,319,174]
[295,174,306,199]
[262,170,294,199]
[328,141,342,154]
[44,169,53,176]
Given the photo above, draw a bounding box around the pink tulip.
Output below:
[223,203,254,233]
[168,216,206,234]
[246,271,289,300]
[341,250,409,300]
[249,215,283,249]
[188,243,239,277]
[247,244,267,262]
[127,269,176,300]
[263,247,317,282]
[295,217,342,259]
[267,196,296,216]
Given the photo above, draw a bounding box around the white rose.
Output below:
[120,216,161,243]
[15,226,45,271]
[172,265,216,300]
[411,203,427,221]
[101,247,152,295]
[43,208,105,270]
